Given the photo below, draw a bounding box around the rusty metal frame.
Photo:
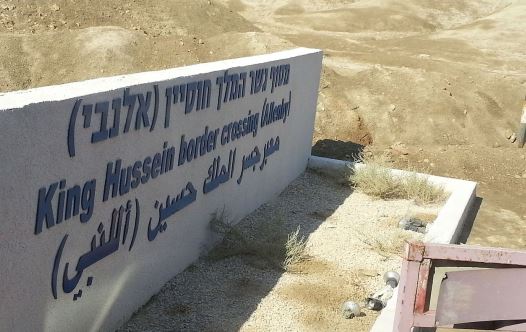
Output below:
[393,241,526,331]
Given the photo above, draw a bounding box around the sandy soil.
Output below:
[1,0,525,251]
[119,171,440,332]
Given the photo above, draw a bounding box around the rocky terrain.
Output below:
[1,1,526,328]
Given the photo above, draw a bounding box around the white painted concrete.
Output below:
[0,48,322,331]
[307,155,478,332]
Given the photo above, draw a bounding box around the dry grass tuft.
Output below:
[283,226,308,270]
[349,153,447,204]
[208,210,308,272]
[402,172,447,204]
[353,228,412,260]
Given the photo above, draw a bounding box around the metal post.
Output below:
[518,96,526,148]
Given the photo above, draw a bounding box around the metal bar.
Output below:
[394,258,421,331]
[406,241,425,262]
[422,243,526,265]
[395,242,526,331]
[518,97,526,148]
[414,259,431,314]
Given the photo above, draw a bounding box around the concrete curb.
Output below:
[307,155,478,331]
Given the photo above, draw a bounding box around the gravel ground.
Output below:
[119,170,440,332]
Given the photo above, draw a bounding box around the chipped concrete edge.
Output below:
[306,155,478,332]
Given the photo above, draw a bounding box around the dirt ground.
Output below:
[2,0,526,329]
[121,171,440,332]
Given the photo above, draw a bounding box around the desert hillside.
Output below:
[1,0,526,247]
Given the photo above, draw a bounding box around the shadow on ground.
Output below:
[457,197,482,244]
[311,139,365,161]
[119,170,355,331]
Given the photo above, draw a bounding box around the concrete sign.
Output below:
[0,48,322,331]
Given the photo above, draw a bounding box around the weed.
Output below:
[349,153,447,204]
[207,210,307,272]
[282,226,308,270]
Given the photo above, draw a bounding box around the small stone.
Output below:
[505,130,513,140]
[198,38,204,44]
[399,217,426,233]
[430,163,435,167]
[389,104,396,112]
[50,4,60,11]
[342,301,361,319]
[390,142,409,155]
[514,175,521,179]
[463,109,468,115]
[423,159,429,163]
